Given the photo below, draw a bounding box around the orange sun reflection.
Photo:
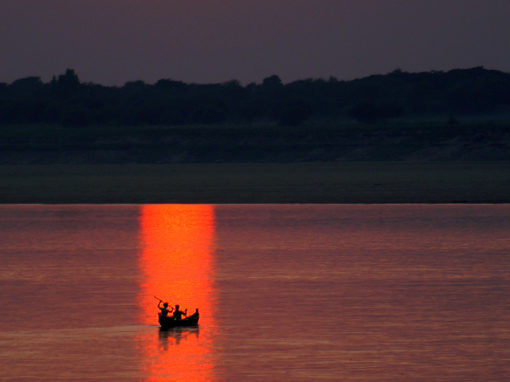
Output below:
[138,204,216,381]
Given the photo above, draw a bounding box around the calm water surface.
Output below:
[1,204,510,381]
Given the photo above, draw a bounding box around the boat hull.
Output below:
[158,312,199,329]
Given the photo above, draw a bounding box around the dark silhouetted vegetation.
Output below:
[2,67,510,127]
[1,67,510,164]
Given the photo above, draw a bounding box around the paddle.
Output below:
[154,296,176,314]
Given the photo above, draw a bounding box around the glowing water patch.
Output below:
[137,204,216,381]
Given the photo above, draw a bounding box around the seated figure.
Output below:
[172,304,187,320]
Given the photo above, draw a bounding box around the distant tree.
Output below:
[9,76,43,94]
[348,102,404,123]
[155,79,186,91]
[123,80,147,90]
[278,100,310,126]
[51,69,80,96]
[262,75,283,89]
[222,79,242,88]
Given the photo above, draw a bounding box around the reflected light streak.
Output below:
[138,204,216,381]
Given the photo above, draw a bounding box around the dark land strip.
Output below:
[1,162,509,203]
[3,66,510,203]
[1,122,509,203]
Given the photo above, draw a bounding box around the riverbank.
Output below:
[1,162,509,203]
[1,122,510,163]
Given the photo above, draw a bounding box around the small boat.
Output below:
[158,310,199,330]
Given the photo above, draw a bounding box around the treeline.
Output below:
[1,67,510,126]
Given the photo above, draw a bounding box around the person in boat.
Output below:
[158,301,173,318]
[172,304,187,321]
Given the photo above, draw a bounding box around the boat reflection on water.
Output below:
[159,328,200,350]
[138,205,216,381]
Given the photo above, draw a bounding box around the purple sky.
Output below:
[2,0,510,85]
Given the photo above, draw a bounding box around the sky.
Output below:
[2,0,510,85]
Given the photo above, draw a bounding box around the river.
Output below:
[1,204,509,381]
